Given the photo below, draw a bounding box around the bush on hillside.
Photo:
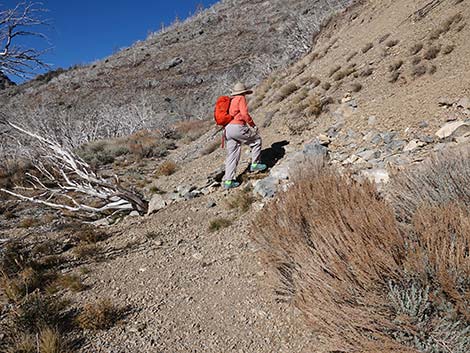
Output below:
[252,152,470,352]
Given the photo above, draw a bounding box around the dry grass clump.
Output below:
[77,138,129,167]
[156,160,177,176]
[378,33,391,43]
[227,189,255,213]
[389,60,404,72]
[208,217,232,232]
[411,56,422,65]
[77,299,119,330]
[276,83,299,102]
[429,13,463,40]
[328,65,342,77]
[350,82,363,92]
[389,71,400,83]
[48,273,85,293]
[18,217,39,228]
[173,119,209,142]
[346,51,358,62]
[310,76,321,88]
[385,39,399,48]
[73,243,101,259]
[127,130,175,159]
[304,95,323,116]
[252,153,470,352]
[423,45,441,60]
[411,64,427,77]
[39,326,67,353]
[386,148,470,222]
[428,64,437,75]
[321,82,331,91]
[361,42,373,53]
[360,67,373,77]
[442,44,455,55]
[409,43,423,55]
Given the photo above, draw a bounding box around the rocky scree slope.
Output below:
[0,0,350,144]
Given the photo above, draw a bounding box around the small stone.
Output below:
[129,211,140,217]
[361,169,390,184]
[368,116,377,126]
[192,253,203,261]
[403,139,425,152]
[207,201,216,208]
[318,134,331,146]
[418,121,429,128]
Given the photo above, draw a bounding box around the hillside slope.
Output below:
[0,0,350,144]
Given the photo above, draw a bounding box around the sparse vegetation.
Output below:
[328,65,342,77]
[411,56,422,65]
[156,160,178,176]
[412,64,427,77]
[77,299,119,330]
[389,60,403,72]
[209,217,232,232]
[360,67,373,77]
[350,82,363,92]
[361,42,373,53]
[276,83,299,102]
[409,43,423,55]
[378,33,391,43]
[227,189,255,213]
[253,153,470,352]
[423,45,441,60]
[201,140,220,155]
[346,51,358,62]
[389,71,400,83]
[429,13,464,40]
[385,39,399,48]
[321,82,331,91]
[442,44,455,54]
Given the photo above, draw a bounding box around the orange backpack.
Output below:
[214,96,233,127]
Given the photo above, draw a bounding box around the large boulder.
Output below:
[435,121,470,139]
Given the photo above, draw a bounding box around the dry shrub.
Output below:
[385,39,400,48]
[73,243,101,259]
[253,155,470,352]
[389,71,400,83]
[328,65,341,77]
[18,217,39,229]
[411,64,427,77]
[276,83,298,102]
[360,67,373,77]
[321,81,331,91]
[386,148,470,222]
[346,51,358,62]
[389,60,404,72]
[411,56,422,65]
[127,130,174,159]
[156,160,177,176]
[361,42,373,53]
[428,65,437,75]
[304,95,323,116]
[429,13,464,40]
[409,43,423,55]
[209,217,232,232]
[406,204,470,320]
[378,33,391,43]
[442,44,455,55]
[350,82,363,92]
[252,162,407,352]
[173,119,209,142]
[77,299,118,330]
[77,138,129,168]
[310,76,321,88]
[226,189,255,213]
[423,45,441,60]
[39,326,66,353]
[48,274,85,293]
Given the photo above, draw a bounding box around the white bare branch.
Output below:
[0,113,148,217]
[0,1,50,78]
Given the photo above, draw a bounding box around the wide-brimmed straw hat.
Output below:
[231,82,253,96]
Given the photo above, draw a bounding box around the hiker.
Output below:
[222,83,267,189]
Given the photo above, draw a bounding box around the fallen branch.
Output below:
[0,113,148,217]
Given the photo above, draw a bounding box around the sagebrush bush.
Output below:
[156,160,177,176]
[127,130,174,159]
[252,151,470,352]
[409,43,423,55]
[423,45,441,60]
[209,217,232,232]
[276,83,299,102]
[386,148,470,222]
[173,119,210,142]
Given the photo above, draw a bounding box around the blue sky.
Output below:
[2,0,218,78]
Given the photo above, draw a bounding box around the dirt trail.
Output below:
[76,188,315,352]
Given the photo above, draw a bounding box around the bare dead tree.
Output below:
[0,1,49,77]
[0,113,148,217]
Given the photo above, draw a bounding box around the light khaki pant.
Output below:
[223,124,262,181]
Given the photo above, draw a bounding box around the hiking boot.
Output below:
[250,163,267,172]
[223,180,240,189]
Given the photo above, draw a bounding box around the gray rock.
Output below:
[403,139,425,152]
[386,139,405,151]
[129,211,140,217]
[166,57,183,69]
[418,120,429,128]
[269,164,290,180]
[184,190,202,200]
[357,149,380,161]
[371,133,383,145]
[457,97,470,110]
[303,141,328,158]
[207,201,216,208]
[253,177,278,198]
[147,194,167,215]
[419,135,434,144]
[381,132,396,144]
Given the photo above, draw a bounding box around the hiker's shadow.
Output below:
[239,140,289,177]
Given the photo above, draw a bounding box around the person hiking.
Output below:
[222,82,267,189]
